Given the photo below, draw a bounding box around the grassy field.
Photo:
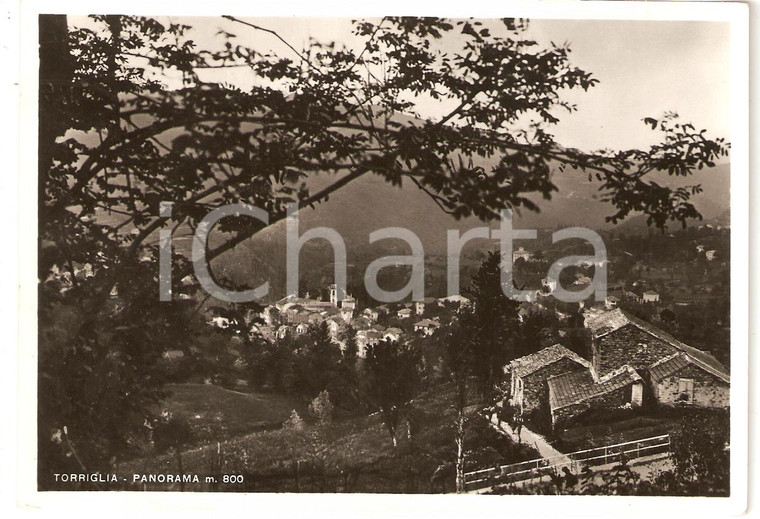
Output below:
[118,383,539,493]
[160,383,308,444]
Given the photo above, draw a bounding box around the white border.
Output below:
[13,1,750,517]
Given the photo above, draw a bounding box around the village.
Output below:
[198,227,730,462]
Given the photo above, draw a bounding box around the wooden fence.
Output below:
[464,434,670,491]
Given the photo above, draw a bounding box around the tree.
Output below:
[282,409,306,432]
[152,412,193,491]
[294,322,342,397]
[441,317,475,493]
[667,411,730,494]
[308,390,335,425]
[465,251,521,401]
[363,340,422,449]
[340,325,359,369]
[38,15,728,477]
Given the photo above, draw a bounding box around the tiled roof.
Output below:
[509,344,591,379]
[414,319,440,328]
[584,308,729,381]
[648,352,730,384]
[584,308,631,335]
[548,365,642,411]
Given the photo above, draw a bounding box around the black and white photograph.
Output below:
[12,0,751,514]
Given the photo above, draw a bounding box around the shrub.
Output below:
[282,410,306,432]
[309,390,334,425]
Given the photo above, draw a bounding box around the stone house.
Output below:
[506,344,592,414]
[646,352,729,408]
[584,308,729,407]
[504,309,730,430]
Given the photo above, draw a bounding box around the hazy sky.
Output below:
[79,16,731,153]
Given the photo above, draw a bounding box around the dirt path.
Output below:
[490,414,569,462]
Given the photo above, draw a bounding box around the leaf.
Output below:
[644,117,658,129]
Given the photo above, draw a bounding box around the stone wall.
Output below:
[595,324,677,376]
[654,363,729,408]
[521,358,588,412]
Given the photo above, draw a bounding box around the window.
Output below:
[678,378,694,404]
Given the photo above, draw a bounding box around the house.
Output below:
[341,295,357,312]
[321,306,341,318]
[706,250,718,261]
[548,365,643,429]
[439,295,472,309]
[513,247,532,262]
[356,329,383,356]
[307,312,325,324]
[646,352,729,408]
[363,308,380,321]
[365,330,382,347]
[260,306,281,326]
[506,344,592,414]
[642,290,660,303]
[413,318,440,336]
[584,308,729,407]
[505,309,730,430]
[384,327,402,342]
[351,317,371,331]
[340,307,354,323]
[414,297,439,315]
[326,318,342,337]
[397,308,413,319]
[284,304,309,323]
[604,295,621,309]
[296,323,309,335]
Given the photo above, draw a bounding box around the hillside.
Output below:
[89,108,730,298]
[209,160,729,296]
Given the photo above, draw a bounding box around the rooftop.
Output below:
[548,365,642,411]
[648,352,730,384]
[583,308,729,380]
[414,319,440,328]
[508,344,591,379]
